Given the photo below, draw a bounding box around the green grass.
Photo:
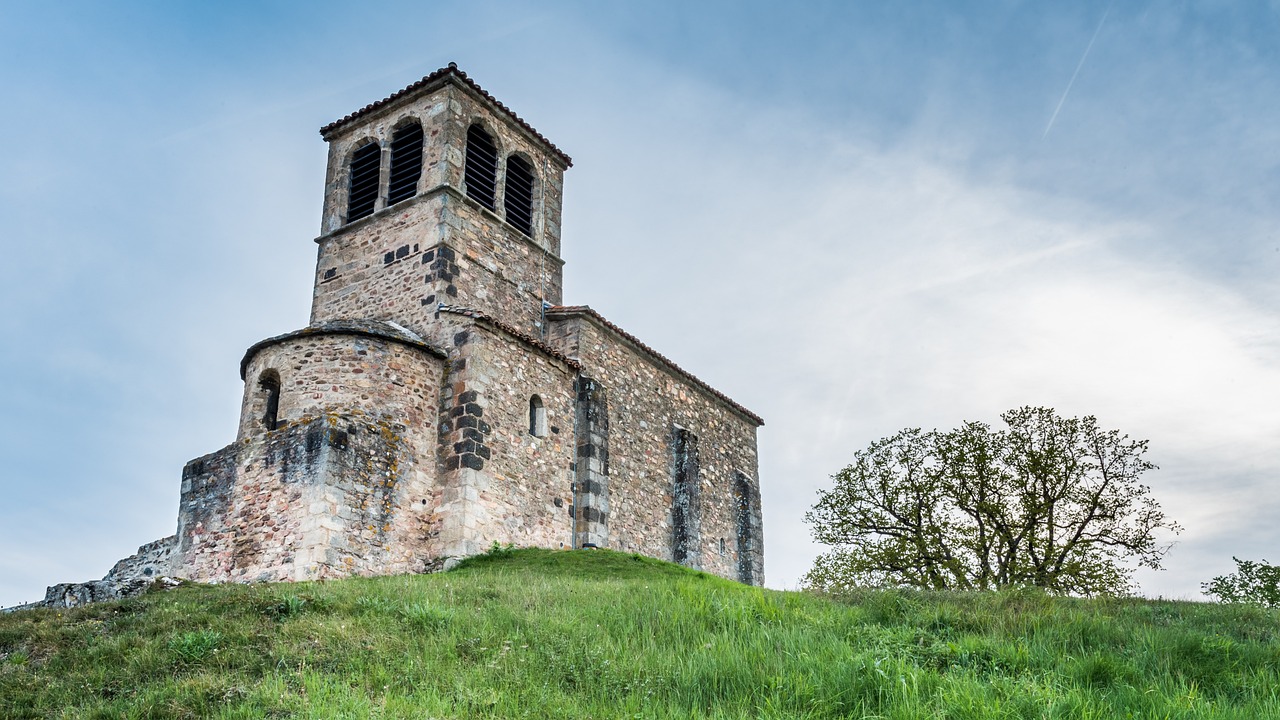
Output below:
[2,548,1278,718]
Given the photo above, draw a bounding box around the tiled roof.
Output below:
[319,63,573,168]
[239,320,448,380]
[435,305,581,370]
[545,305,764,427]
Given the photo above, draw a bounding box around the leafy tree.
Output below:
[804,407,1180,596]
[1202,558,1280,608]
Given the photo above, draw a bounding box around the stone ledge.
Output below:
[314,184,567,267]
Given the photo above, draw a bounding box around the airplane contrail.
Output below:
[1043,2,1114,139]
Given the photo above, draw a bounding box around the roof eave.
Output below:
[546,305,765,427]
[319,64,572,168]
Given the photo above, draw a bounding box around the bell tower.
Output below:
[309,64,573,338]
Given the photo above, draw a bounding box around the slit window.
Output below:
[503,154,535,236]
[387,123,424,206]
[464,124,497,210]
[346,142,381,222]
[259,371,282,431]
[529,395,546,437]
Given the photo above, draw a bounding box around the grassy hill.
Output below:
[2,548,1278,719]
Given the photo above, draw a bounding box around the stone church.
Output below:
[41,65,765,606]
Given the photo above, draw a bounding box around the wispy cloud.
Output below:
[1044,1,1114,138]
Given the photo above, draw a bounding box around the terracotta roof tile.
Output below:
[319,63,572,167]
[545,305,764,427]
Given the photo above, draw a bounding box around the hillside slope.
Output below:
[2,548,1278,718]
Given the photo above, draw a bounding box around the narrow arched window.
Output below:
[346,142,381,222]
[387,122,424,206]
[503,154,535,236]
[528,395,546,437]
[464,124,497,210]
[259,371,282,431]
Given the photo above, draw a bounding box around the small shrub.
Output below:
[863,588,922,625]
[3,648,29,666]
[916,636,1021,676]
[264,594,307,620]
[169,630,222,665]
[1166,633,1243,697]
[996,584,1052,613]
[449,542,517,572]
[355,596,395,615]
[484,542,516,559]
[1071,653,1137,688]
[399,602,453,631]
[925,604,987,637]
[0,626,23,653]
[1203,557,1280,608]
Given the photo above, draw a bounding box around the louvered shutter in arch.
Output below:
[346,142,381,223]
[464,124,497,210]
[504,155,535,236]
[386,123,424,206]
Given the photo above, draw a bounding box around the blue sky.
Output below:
[2,1,1278,606]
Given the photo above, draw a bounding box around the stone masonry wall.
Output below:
[429,311,577,559]
[309,193,565,341]
[178,415,441,583]
[175,443,239,575]
[547,312,764,584]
